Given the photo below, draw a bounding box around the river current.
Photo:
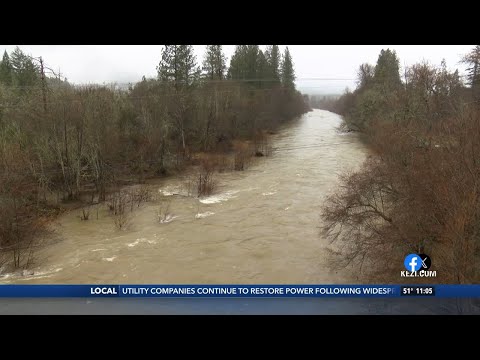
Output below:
[2,109,368,284]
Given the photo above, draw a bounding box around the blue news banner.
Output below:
[0,285,480,298]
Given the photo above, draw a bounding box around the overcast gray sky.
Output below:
[0,45,474,94]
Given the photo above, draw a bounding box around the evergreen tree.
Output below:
[0,50,13,85]
[157,45,178,83]
[280,47,295,90]
[228,45,247,80]
[157,45,199,89]
[373,49,402,90]
[265,45,281,82]
[156,45,199,156]
[202,45,226,80]
[256,50,268,87]
[245,45,260,81]
[10,46,40,87]
[461,45,480,99]
[228,45,263,83]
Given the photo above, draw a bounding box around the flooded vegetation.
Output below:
[3,110,368,283]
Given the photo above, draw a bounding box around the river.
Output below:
[2,109,369,284]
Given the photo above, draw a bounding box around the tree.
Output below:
[157,45,199,157]
[0,51,13,85]
[256,50,268,87]
[245,45,260,81]
[281,47,295,90]
[373,49,402,90]
[265,45,281,82]
[202,45,226,80]
[356,63,374,89]
[10,46,40,88]
[157,45,199,89]
[461,45,480,100]
[227,45,245,79]
[228,45,261,82]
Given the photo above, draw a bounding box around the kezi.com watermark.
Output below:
[401,253,436,277]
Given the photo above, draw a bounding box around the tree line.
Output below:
[322,46,480,284]
[0,45,309,273]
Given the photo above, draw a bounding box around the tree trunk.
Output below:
[181,126,186,158]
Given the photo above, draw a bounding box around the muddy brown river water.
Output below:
[2,109,369,284]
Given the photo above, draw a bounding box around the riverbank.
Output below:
[0,116,298,278]
[1,110,368,284]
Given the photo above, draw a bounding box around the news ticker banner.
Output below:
[0,285,480,298]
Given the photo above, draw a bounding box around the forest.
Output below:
[0,45,309,272]
[320,46,480,284]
